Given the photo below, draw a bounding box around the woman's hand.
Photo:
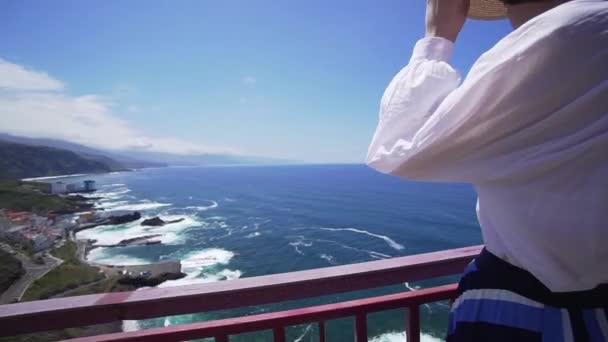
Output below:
[425,0,470,42]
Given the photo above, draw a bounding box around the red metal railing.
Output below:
[0,245,482,341]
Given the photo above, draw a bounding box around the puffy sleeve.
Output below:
[366,37,463,180]
[365,28,587,183]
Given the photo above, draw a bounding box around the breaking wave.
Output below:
[404,282,421,292]
[158,248,241,287]
[245,232,261,238]
[183,200,218,211]
[370,332,443,342]
[320,227,404,251]
[104,200,171,212]
[86,248,149,265]
[289,238,313,256]
[319,253,336,264]
[310,237,391,260]
[294,324,314,342]
[76,214,203,246]
[122,248,241,332]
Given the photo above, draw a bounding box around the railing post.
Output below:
[354,313,367,342]
[273,327,286,342]
[318,321,326,342]
[215,335,229,342]
[406,305,420,342]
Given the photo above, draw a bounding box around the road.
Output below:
[0,245,62,304]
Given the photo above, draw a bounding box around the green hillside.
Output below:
[0,250,24,294]
[0,141,126,179]
[0,179,83,213]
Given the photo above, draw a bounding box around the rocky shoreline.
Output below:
[90,234,163,248]
[70,196,189,286]
[73,212,142,233]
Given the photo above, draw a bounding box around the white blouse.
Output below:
[367,0,608,291]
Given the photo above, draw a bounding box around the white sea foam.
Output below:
[183,200,218,211]
[121,248,240,332]
[245,232,261,238]
[95,200,130,209]
[404,282,421,292]
[312,238,391,260]
[369,331,444,342]
[294,324,313,342]
[182,248,234,267]
[319,253,336,264]
[87,248,149,265]
[209,228,234,242]
[289,239,313,255]
[102,183,126,188]
[106,200,171,212]
[158,248,241,287]
[102,188,131,196]
[369,251,392,259]
[77,214,202,246]
[122,320,140,332]
[320,228,404,251]
[87,187,132,202]
[209,269,242,281]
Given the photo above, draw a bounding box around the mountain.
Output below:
[0,133,166,169]
[0,141,128,179]
[120,150,295,166]
[0,133,296,170]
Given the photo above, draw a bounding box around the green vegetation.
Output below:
[51,240,79,264]
[61,276,136,297]
[0,250,24,293]
[22,241,104,301]
[0,140,122,179]
[1,243,131,342]
[21,263,103,301]
[0,179,80,213]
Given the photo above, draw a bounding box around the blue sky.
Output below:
[0,1,511,163]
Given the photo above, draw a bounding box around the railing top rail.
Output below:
[65,284,459,342]
[0,245,481,336]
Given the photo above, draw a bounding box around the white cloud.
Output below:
[242,76,257,86]
[0,58,64,91]
[0,58,233,155]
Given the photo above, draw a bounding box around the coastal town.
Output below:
[0,178,185,311]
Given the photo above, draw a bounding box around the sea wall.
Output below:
[91,260,182,278]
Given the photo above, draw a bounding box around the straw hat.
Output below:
[468,0,508,20]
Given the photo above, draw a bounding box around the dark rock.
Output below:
[141,217,165,226]
[141,216,184,227]
[115,234,163,247]
[117,272,187,287]
[74,212,141,233]
[108,212,141,225]
[95,234,163,248]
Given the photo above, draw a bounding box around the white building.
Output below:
[49,180,96,194]
[66,183,83,192]
[84,180,96,192]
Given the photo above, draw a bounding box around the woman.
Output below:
[366,0,608,340]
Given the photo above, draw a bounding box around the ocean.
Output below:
[68,164,481,341]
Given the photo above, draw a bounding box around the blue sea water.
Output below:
[69,164,481,341]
